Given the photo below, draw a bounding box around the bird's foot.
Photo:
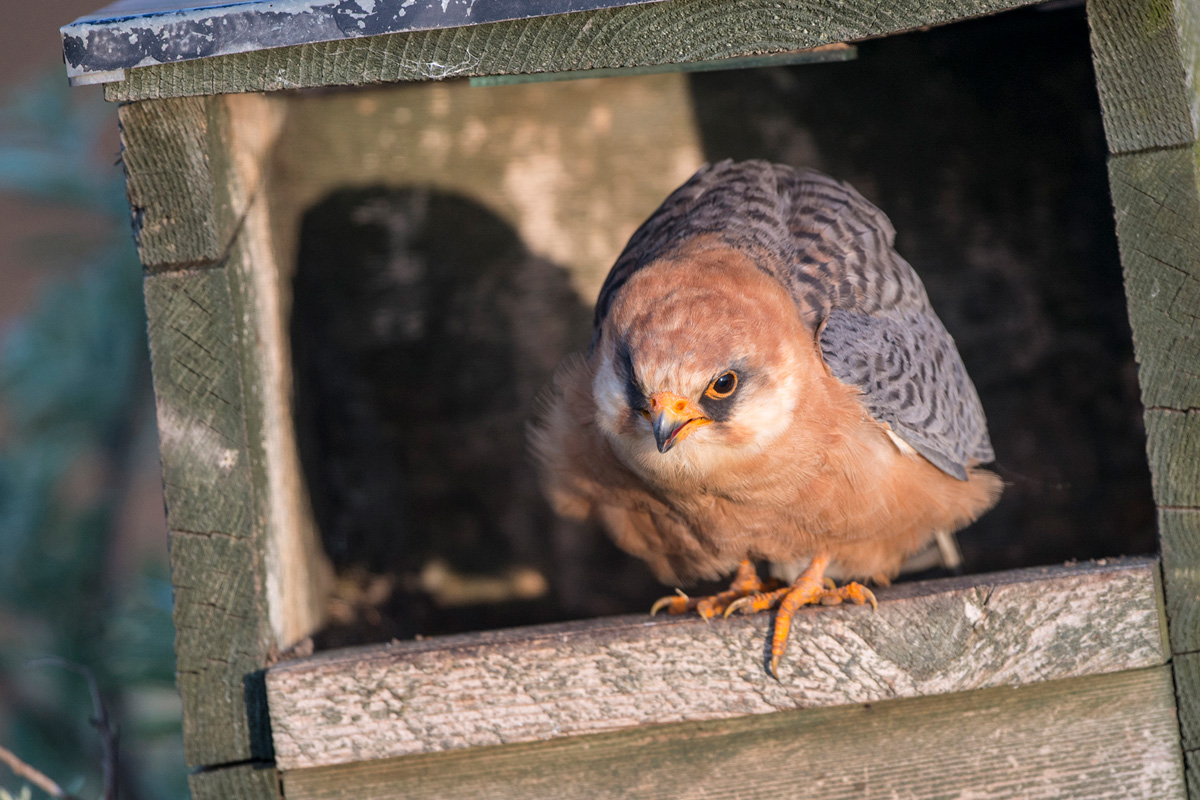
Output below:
[723,556,877,677]
[649,560,781,620]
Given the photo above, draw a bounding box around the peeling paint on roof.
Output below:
[61,0,674,84]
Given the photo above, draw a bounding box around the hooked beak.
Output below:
[646,391,712,453]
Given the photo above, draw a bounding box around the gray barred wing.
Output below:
[819,309,994,480]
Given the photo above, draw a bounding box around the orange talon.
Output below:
[724,587,789,618]
[650,560,779,619]
[650,555,876,677]
[767,554,877,677]
[649,588,690,616]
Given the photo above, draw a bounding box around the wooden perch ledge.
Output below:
[266,557,1167,770]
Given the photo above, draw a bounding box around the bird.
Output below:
[529,159,1001,676]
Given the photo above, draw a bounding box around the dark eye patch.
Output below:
[615,342,645,414]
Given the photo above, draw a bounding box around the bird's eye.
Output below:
[706,371,738,399]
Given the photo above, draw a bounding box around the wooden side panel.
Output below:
[1147,409,1200,508]
[120,97,224,267]
[1087,0,1200,153]
[119,93,284,268]
[1177,652,1200,751]
[144,267,274,768]
[104,0,1042,102]
[267,559,1167,770]
[1107,145,1200,660]
[280,667,1185,800]
[1179,654,1200,798]
[225,192,333,648]
[1106,146,1200,413]
[1161,509,1200,654]
[130,85,330,782]
[1101,85,1200,794]
[189,763,281,800]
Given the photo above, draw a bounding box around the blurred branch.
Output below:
[29,659,117,800]
[0,744,82,800]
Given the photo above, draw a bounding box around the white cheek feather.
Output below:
[729,370,799,452]
[592,353,628,436]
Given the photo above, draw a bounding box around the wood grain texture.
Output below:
[1176,652,1200,799]
[224,193,333,648]
[120,97,224,268]
[266,558,1166,770]
[1161,509,1200,654]
[1107,142,1200,669]
[1176,652,1200,749]
[119,93,283,269]
[1147,409,1200,508]
[144,267,276,770]
[1106,144,1200,414]
[189,762,280,800]
[103,0,1042,102]
[1103,127,1200,799]
[1087,0,1200,153]
[134,88,330,776]
[280,666,1185,800]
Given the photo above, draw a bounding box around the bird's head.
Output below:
[591,242,822,484]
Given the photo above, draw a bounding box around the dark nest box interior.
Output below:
[277,3,1154,648]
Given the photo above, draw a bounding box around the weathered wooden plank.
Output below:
[119,92,284,269]
[1160,509,1200,654]
[189,762,280,800]
[120,97,223,268]
[1107,141,1200,670]
[145,218,334,770]
[103,0,1043,102]
[144,269,256,539]
[1087,0,1200,154]
[62,0,673,83]
[467,44,856,86]
[131,76,330,692]
[1176,652,1200,798]
[223,194,333,648]
[1177,652,1200,750]
[144,267,275,769]
[1147,409,1200,509]
[1106,144,1200,414]
[1103,124,1200,799]
[280,666,1185,800]
[266,558,1166,770]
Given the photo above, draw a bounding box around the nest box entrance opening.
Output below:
[277,3,1153,652]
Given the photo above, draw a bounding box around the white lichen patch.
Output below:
[156,403,241,474]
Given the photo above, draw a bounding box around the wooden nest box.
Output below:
[62,0,1200,797]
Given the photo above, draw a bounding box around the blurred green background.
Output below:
[0,7,185,798]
